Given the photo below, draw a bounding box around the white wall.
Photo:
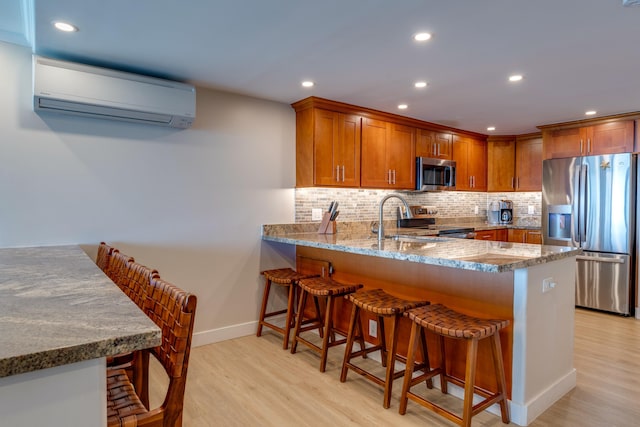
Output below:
[0,41,297,344]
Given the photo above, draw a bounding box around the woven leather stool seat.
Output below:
[107,368,147,425]
[257,268,316,350]
[400,303,510,427]
[340,289,431,408]
[291,276,363,372]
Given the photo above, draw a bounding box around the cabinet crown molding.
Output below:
[537,111,640,131]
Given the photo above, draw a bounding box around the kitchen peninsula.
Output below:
[262,224,581,426]
[0,245,161,427]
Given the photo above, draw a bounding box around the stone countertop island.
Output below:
[262,224,580,426]
[0,245,161,427]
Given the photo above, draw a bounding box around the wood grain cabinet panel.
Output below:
[361,118,415,189]
[475,229,507,241]
[416,129,452,159]
[508,228,542,244]
[515,136,542,191]
[543,120,634,159]
[454,134,487,191]
[487,137,516,192]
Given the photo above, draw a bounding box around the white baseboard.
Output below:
[192,320,258,347]
[635,307,640,320]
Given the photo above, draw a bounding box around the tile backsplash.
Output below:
[295,188,541,224]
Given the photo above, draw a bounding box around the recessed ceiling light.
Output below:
[508,74,523,82]
[413,32,432,42]
[53,21,78,32]
[487,126,496,131]
[398,104,408,110]
[585,110,597,116]
[301,81,314,88]
[414,81,427,88]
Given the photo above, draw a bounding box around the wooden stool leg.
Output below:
[461,338,479,427]
[313,296,324,339]
[340,304,360,382]
[419,327,434,389]
[256,277,271,337]
[438,334,448,393]
[282,283,295,350]
[356,312,367,358]
[383,315,399,409]
[492,333,510,423]
[378,315,387,367]
[399,322,420,415]
[290,289,308,354]
[319,295,335,372]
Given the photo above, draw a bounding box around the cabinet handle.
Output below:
[587,138,591,153]
[469,176,473,187]
[436,144,440,156]
[580,139,583,153]
[392,169,396,184]
[341,165,345,182]
[511,177,515,189]
[388,169,392,184]
[336,165,340,182]
[432,143,436,155]
[516,177,520,189]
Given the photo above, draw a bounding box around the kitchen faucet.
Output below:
[377,194,412,242]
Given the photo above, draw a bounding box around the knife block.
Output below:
[317,212,337,234]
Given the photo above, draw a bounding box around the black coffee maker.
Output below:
[499,200,513,224]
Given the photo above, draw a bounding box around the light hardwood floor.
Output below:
[150,309,640,426]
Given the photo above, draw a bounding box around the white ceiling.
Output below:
[3,0,640,135]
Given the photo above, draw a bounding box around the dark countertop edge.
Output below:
[262,235,580,274]
[0,330,161,378]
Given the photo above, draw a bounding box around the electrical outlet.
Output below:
[474,205,479,214]
[368,319,377,338]
[542,277,556,293]
[312,208,323,221]
[528,205,535,215]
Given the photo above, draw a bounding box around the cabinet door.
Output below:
[588,120,634,155]
[468,138,487,191]
[388,123,415,189]
[361,118,391,188]
[487,139,516,192]
[313,109,361,187]
[453,135,471,190]
[475,230,496,241]
[336,113,361,187]
[435,132,453,159]
[495,228,508,242]
[526,230,542,244]
[508,229,526,243]
[543,127,583,159]
[416,128,436,158]
[515,137,542,191]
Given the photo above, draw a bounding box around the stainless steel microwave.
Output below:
[415,157,456,191]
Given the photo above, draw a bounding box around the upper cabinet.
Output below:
[361,118,415,189]
[487,134,542,192]
[540,117,635,160]
[453,134,487,191]
[415,129,452,159]
[294,106,361,187]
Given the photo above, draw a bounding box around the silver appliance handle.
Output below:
[572,165,581,246]
[580,163,588,244]
[576,255,625,264]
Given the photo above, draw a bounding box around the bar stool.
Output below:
[399,304,510,427]
[291,276,363,372]
[257,268,316,349]
[340,289,431,409]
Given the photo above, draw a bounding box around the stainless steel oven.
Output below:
[415,157,456,191]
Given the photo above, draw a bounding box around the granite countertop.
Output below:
[0,245,161,378]
[262,225,580,273]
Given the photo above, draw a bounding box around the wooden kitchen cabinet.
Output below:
[475,228,507,241]
[508,228,542,244]
[416,128,452,159]
[542,119,634,159]
[487,135,542,192]
[311,109,361,187]
[361,117,415,189]
[487,137,516,192]
[453,134,487,191]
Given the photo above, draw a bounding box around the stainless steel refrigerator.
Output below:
[542,153,635,315]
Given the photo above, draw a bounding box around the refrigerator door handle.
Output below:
[581,163,589,244]
[572,165,582,246]
[576,255,625,264]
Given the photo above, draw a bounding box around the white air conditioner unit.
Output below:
[33,56,196,129]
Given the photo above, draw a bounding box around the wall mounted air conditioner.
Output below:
[33,55,196,128]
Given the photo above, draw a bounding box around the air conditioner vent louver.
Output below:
[33,56,196,129]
